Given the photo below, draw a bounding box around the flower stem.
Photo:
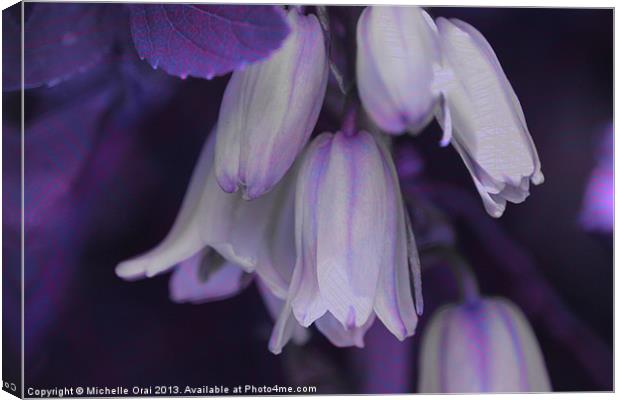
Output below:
[341,103,358,136]
[444,249,481,304]
[316,6,347,95]
[417,244,480,304]
[405,181,613,389]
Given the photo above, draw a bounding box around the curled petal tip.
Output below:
[393,328,407,342]
[115,260,146,281]
[145,269,159,278]
[488,206,505,219]
[115,256,168,281]
[268,339,283,355]
[416,300,424,316]
[268,340,284,356]
[532,171,545,185]
[439,135,451,148]
[291,306,315,328]
[241,183,270,201]
[268,338,284,356]
[215,172,239,194]
[267,297,307,354]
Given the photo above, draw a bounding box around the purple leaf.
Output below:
[4,3,127,91]
[129,4,290,79]
[2,81,117,359]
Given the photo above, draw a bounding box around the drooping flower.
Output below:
[356,6,441,135]
[435,17,544,218]
[281,130,423,344]
[356,6,543,218]
[115,129,292,281]
[214,9,329,200]
[418,297,551,393]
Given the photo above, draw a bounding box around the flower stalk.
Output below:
[422,245,480,304]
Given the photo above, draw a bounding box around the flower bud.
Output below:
[435,18,544,217]
[356,6,441,134]
[215,10,328,199]
[419,297,551,393]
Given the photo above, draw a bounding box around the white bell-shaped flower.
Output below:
[435,17,544,217]
[215,9,329,200]
[284,130,423,343]
[356,6,441,135]
[419,297,551,393]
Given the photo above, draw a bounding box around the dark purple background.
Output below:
[3,4,613,394]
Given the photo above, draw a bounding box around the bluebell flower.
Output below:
[356,6,544,217]
[214,9,329,200]
[280,130,423,343]
[419,297,551,393]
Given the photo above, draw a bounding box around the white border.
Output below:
[0,1,615,400]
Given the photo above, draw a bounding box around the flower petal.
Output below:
[492,299,551,392]
[438,94,453,147]
[372,137,419,339]
[257,278,309,349]
[289,134,333,326]
[268,299,309,355]
[169,249,251,303]
[314,131,391,328]
[405,209,424,316]
[315,313,374,348]
[253,165,297,299]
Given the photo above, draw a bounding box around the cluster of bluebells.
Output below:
[117,5,549,392]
